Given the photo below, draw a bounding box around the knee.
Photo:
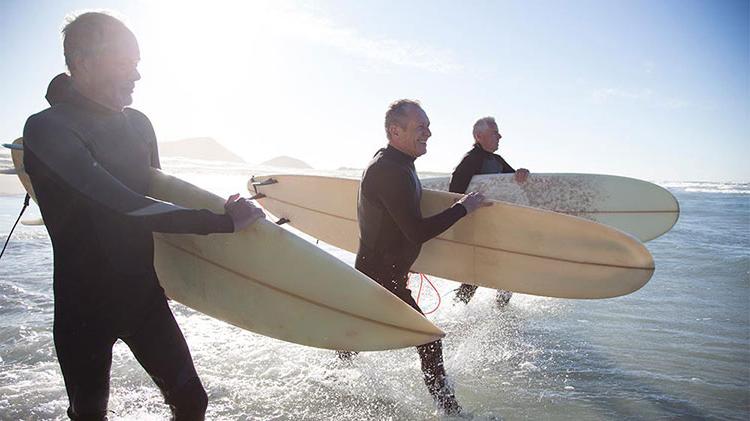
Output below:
[167,377,208,421]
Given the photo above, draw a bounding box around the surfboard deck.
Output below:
[421,174,679,242]
[10,138,444,351]
[250,174,656,299]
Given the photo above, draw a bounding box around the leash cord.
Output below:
[408,272,442,314]
[0,193,30,261]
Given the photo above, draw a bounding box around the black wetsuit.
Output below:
[449,143,515,193]
[449,143,515,304]
[23,74,233,420]
[356,145,466,408]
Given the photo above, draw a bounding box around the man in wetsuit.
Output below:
[22,12,264,420]
[355,100,490,414]
[450,116,530,307]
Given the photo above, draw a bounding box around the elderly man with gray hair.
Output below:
[449,116,530,307]
[348,99,490,415]
[23,11,263,420]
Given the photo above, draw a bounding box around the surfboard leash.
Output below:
[408,273,442,314]
[249,176,277,196]
[0,193,30,261]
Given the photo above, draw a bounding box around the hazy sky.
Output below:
[1,0,748,181]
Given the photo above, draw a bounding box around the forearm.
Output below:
[407,204,467,243]
[382,185,467,243]
[136,208,234,234]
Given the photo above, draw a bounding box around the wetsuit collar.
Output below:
[472,142,494,156]
[45,73,120,115]
[384,144,417,166]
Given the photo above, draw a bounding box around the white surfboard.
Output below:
[10,138,443,351]
[250,174,655,299]
[421,174,679,242]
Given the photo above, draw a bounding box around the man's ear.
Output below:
[387,124,400,140]
[69,54,91,79]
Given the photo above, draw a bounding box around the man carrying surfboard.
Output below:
[354,99,490,415]
[450,116,530,307]
[22,12,264,420]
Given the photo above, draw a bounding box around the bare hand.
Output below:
[514,168,530,183]
[224,193,265,232]
[457,191,492,214]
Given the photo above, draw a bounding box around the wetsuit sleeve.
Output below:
[449,151,483,193]
[378,166,466,244]
[135,208,234,234]
[23,114,233,235]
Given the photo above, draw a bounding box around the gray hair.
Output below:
[385,99,421,140]
[62,11,131,73]
[472,116,496,139]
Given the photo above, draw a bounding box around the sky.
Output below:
[0,0,748,182]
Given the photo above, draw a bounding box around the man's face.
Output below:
[390,105,432,158]
[476,122,502,153]
[79,30,141,111]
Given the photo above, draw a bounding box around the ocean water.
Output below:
[0,160,748,420]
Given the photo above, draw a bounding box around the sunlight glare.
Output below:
[135,1,293,161]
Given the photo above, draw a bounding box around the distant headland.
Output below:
[259,156,313,169]
[159,137,313,169]
[159,137,245,163]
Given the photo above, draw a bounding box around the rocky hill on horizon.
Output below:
[259,156,313,169]
[159,137,245,163]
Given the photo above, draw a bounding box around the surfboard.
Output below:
[9,138,444,351]
[421,174,679,242]
[250,174,655,299]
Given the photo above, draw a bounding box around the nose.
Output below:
[426,127,432,138]
[131,68,141,82]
